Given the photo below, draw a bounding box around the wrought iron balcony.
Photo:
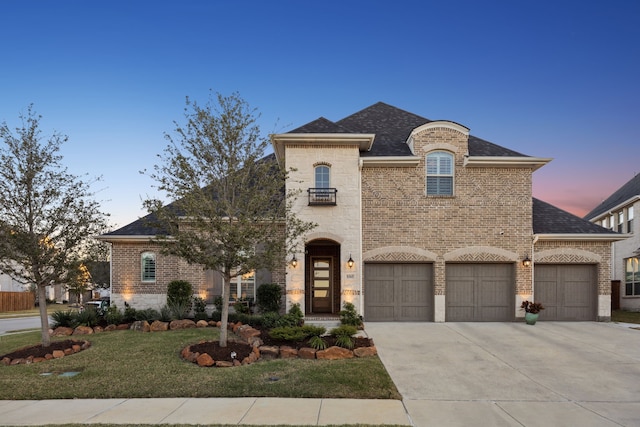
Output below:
[308,188,337,206]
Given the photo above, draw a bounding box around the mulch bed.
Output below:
[1,340,89,362]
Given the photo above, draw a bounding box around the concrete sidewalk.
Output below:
[0,397,412,426]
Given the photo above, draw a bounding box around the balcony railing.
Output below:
[308,188,337,206]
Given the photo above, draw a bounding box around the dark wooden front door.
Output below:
[311,257,332,313]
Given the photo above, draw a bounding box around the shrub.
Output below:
[213,296,223,312]
[159,305,172,322]
[104,305,124,325]
[123,304,137,323]
[339,302,363,327]
[309,335,327,350]
[193,297,208,321]
[167,299,191,320]
[233,300,250,314]
[269,326,308,342]
[51,310,76,328]
[256,283,282,313]
[331,325,357,349]
[260,311,281,329]
[335,334,354,349]
[135,308,161,322]
[76,309,98,327]
[274,303,304,327]
[167,280,193,312]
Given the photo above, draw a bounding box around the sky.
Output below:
[1,0,638,229]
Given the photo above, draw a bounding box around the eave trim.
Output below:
[360,156,421,167]
[534,233,628,242]
[464,156,552,171]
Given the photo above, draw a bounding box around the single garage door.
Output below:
[364,263,433,321]
[446,263,514,321]
[535,264,597,321]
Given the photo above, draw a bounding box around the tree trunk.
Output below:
[38,285,51,347]
[219,276,230,347]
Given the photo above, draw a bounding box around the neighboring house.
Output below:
[0,271,30,292]
[584,173,640,311]
[99,102,622,321]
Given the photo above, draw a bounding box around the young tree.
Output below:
[66,262,92,305]
[144,92,315,346]
[0,106,108,346]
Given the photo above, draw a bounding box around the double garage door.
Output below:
[365,262,597,322]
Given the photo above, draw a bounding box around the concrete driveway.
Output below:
[366,322,640,426]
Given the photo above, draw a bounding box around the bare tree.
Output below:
[0,106,108,346]
[144,92,314,346]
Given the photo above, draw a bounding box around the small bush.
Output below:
[167,280,193,313]
[256,283,282,313]
[274,303,304,327]
[51,310,77,328]
[104,305,123,325]
[76,309,98,327]
[167,299,191,320]
[339,302,363,327]
[123,304,137,323]
[159,305,172,322]
[213,296,223,312]
[335,334,354,349]
[135,308,161,322]
[330,324,358,338]
[260,311,281,329]
[193,297,208,321]
[269,326,309,342]
[309,335,327,350]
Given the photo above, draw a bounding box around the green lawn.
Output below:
[611,309,640,324]
[0,327,401,401]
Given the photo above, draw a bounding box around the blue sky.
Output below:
[1,0,638,229]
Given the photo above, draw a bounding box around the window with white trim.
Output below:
[141,252,156,282]
[618,211,624,233]
[625,257,640,296]
[315,165,330,188]
[628,206,634,233]
[231,271,255,301]
[426,151,454,195]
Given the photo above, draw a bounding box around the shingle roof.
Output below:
[584,173,640,220]
[289,102,528,157]
[533,198,614,234]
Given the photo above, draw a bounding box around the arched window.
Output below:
[315,165,330,188]
[141,252,156,282]
[426,151,454,195]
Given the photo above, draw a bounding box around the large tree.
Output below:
[144,92,314,346]
[0,106,107,346]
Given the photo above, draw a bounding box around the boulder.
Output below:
[238,325,261,340]
[196,320,209,328]
[130,320,150,332]
[51,327,73,336]
[1,357,11,366]
[44,353,53,360]
[64,348,73,355]
[354,346,377,358]
[196,353,215,367]
[258,345,280,359]
[10,358,25,365]
[170,319,196,330]
[247,336,263,347]
[316,346,354,360]
[72,344,82,353]
[279,346,298,359]
[93,326,104,333]
[33,357,45,363]
[116,323,130,330]
[73,326,94,335]
[215,360,233,367]
[104,324,117,332]
[52,350,65,359]
[150,320,169,332]
[298,347,317,360]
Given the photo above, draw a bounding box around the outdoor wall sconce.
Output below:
[347,254,355,269]
[522,255,532,267]
[290,254,298,268]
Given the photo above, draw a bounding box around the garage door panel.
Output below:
[535,265,596,321]
[365,263,433,321]
[447,264,514,322]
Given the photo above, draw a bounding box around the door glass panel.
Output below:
[314,290,328,297]
[315,279,329,288]
[314,260,330,268]
[314,270,329,278]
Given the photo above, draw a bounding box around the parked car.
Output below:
[82,298,110,315]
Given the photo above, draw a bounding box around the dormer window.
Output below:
[426,151,454,196]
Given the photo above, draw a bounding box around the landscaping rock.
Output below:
[354,346,377,358]
[52,350,65,359]
[316,346,354,360]
[196,353,215,367]
[215,360,233,367]
[196,320,209,328]
[150,320,169,332]
[237,325,261,340]
[104,324,117,331]
[130,320,150,332]
[170,319,196,330]
[51,327,73,336]
[279,346,298,359]
[72,344,82,353]
[73,326,94,335]
[258,345,279,359]
[247,336,263,347]
[64,348,73,355]
[116,323,130,330]
[1,357,10,366]
[298,347,317,359]
[93,326,104,333]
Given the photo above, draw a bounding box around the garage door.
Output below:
[535,264,596,321]
[446,263,514,321]
[364,263,433,321]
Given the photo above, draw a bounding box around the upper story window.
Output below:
[625,257,639,296]
[141,252,156,282]
[315,165,330,188]
[628,206,634,233]
[609,214,615,231]
[426,151,454,196]
[618,211,624,233]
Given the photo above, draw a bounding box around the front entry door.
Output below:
[312,258,332,313]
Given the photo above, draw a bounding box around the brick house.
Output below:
[99,102,622,321]
[584,173,639,311]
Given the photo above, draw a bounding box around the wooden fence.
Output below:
[0,291,35,312]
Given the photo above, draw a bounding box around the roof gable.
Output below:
[584,173,640,220]
[533,198,614,234]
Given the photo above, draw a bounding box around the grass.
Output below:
[0,327,401,401]
[611,309,640,324]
